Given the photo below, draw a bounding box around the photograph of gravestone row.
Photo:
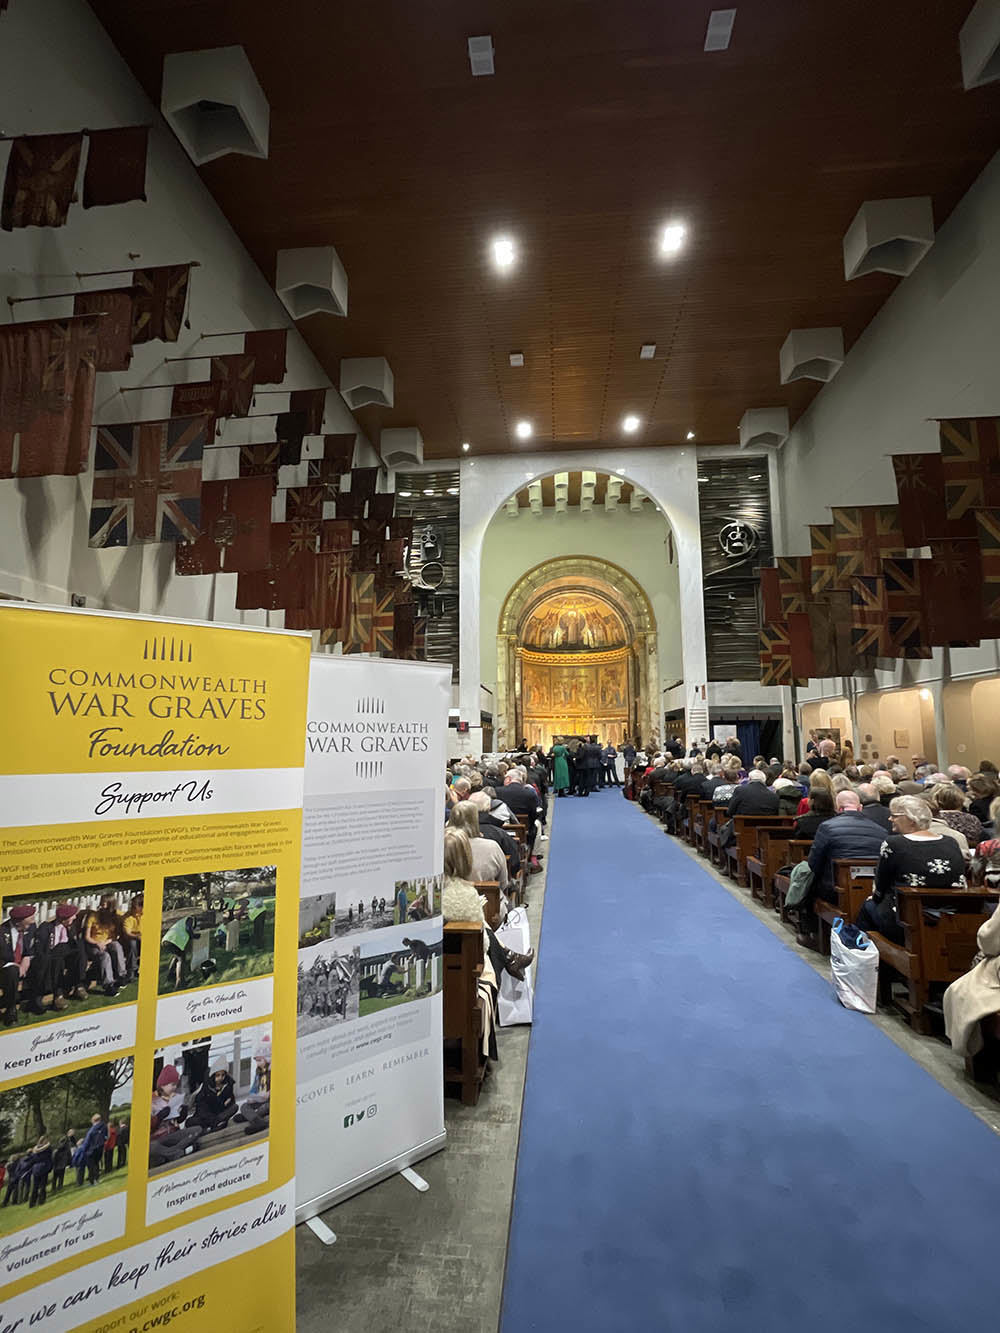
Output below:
[359,924,443,1017]
[158,866,276,995]
[297,943,360,1036]
[1,881,143,1029]
[149,1025,272,1175]
[333,873,443,938]
[0,1058,133,1237]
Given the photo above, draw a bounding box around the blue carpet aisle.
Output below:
[501,789,1000,1332]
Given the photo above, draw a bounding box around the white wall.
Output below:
[0,0,372,624]
[478,504,682,695]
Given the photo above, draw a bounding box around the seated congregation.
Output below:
[635,735,1000,1081]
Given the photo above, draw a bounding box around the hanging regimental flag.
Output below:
[388,515,413,543]
[244,329,288,385]
[89,415,205,547]
[289,388,326,435]
[0,315,100,479]
[345,570,376,652]
[368,491,395,524]
[891,451,974,545]
[239,441,280,489]
[320,518,353,551]
[276,410,308,467]
[849,575,891,657]
[1,132,83,231]
[809,523,837,594]
[349,466,379,504]
[391,602,417,658]
[759,620,803,686]
[787,611,817,681]
[234,521,310,611]
[175,476,272,575]
[832,506,905,582]
[371,587,395,654]
[73,288,136,372]
[777,556,812,616]
[210,353,256,418]
[356,517,385,569]
[82,126,148,208]
[286,484,325,542]
[975,510,1000,627]
[759,566,782,623]
[882,558,931,659]
[921,539,983,646]
[171,381,221,424]
[315,548,355,642]
[940,416,1000,523]
[131,264,191,343]
[805,588,854,679]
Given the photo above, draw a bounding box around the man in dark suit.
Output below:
[1,904,47,1025]
[500,772,543,849]
[470,791,521,874]
[857,784,892,831]
[799,791,887,948]
[580,736,603,794]
[665,736,684,759]
[725,770,779,818]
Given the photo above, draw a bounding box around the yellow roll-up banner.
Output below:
[0,604,309,1333]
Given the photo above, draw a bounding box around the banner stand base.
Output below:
[306,1216,338,1246]
[400,1166,430,1193]
[296,1130,447,1227]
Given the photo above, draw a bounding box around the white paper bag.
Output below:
[830,919,879,1014]
[495,906,534,1026]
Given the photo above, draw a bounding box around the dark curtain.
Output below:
[736,720,761,762]
[759,719,782,762]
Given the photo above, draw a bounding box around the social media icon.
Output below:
[366,1104,377,1118]
[343,1114,355,1128]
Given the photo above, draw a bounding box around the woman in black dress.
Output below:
[856,795,966,944]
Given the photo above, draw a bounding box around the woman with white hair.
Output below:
[855,794,967,943]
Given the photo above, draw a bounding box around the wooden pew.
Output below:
[694,798,714,856]
[811,859,879,955]
[725,815,794,887]
[443,922,487,1105]
[474,880,502,930]
[773,841,813,922]
[746,826,797,907]
[685,794,702,845]
[873,885,1000,1033]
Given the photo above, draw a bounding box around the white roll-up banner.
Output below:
[295,656,451,1220]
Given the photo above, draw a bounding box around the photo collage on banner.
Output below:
[297,656,451,1216]
[0,605,309,1333]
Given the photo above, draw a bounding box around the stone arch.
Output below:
[495,556,660,751]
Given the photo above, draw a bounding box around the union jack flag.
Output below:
[777,556,812,615]
[759,620,804,686]
[371,588,395,654]
[940,417,1000,521]
[833,506,905,581]
[286,485,324,547]
[849,576,890,656]
[308,433,354,494]
[809,524,837,594]
[289,388,326,435]
[239,441,280,489]
[131,265,190,344]
[346,571,376,652]
[88,416,205,547]
[882,558,931,658]
[891,452,973,545]
[975,509,1000,623]
[210,353,255,418]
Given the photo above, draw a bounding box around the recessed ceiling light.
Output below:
[515,420,533,440]
[461,441,470,452]
[622,414,641,434]
[398,490,412,497]
[697,476,708,483]
[659,222,687,256]
[447,486,459,495]
[639,343,656,360]
[492,236,516,270]
[704,9,737,53]
[509,352,524,367]
[749,473,764,480]
[423,487,436,496]
[686,430,696,440]
[468,34,495,76]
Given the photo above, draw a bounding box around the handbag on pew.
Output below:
[495,907,534,1027]
[717,817,735,849]
[784,860,815,909]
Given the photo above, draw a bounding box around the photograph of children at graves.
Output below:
[0,1058,133,1235]
[299,892,337,949]
[359,924,443,1017]
[1,882,143,1030]
[297,944,360,1036]
[158,866,276,995]
[391,874,443,926]
[148,1025,272,1176]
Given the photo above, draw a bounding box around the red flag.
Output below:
[787,612,816,680]
[760,567,782,622]
[276,410,307,466]
[388,516,413,542]
[356,517,385,569]
[82,127,148,208]
[368,492,395,524]
[882,558,931,658]
[349,466,379,503]
[289,388,325,435]
[210,353,255,418]
[0,316,99,478]
[920,540,982,646]
[244,329,287,385]
[891,452,974,545]
[74,289,136,372]
[286,485,325,543]
[239,441,280,489]
[346,571,377,652]
[2,133,82,230]
[940,417,1000,523]
[174,476,272,575]
[131,265,191,343]
[759,621,804,686]
[89,416,205,546]
[171,381,221,420]
[235,522,311,611]
[320,518,353,551]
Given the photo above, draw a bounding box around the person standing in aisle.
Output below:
[551,740,570,796]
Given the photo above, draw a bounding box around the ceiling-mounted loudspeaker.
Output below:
[528,480,543,516]
[380,427,423,468]
[505,496,519,517]
[842,198,934,280]
[276,246,348,319]
[629,488,647,513]
[468,35,495,76]
[579,470,597,514]
[739,407,789,450]
[553,471,569,513]
[340,357,394,410]
[779,328,844,384]
[161,46,269,165]
[960,0,1000,87]
[605,476,623,512]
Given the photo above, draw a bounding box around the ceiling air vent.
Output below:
[468,36,495,77]
[704,9,737,52]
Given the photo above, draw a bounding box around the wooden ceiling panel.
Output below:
[90,0,1000,459]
